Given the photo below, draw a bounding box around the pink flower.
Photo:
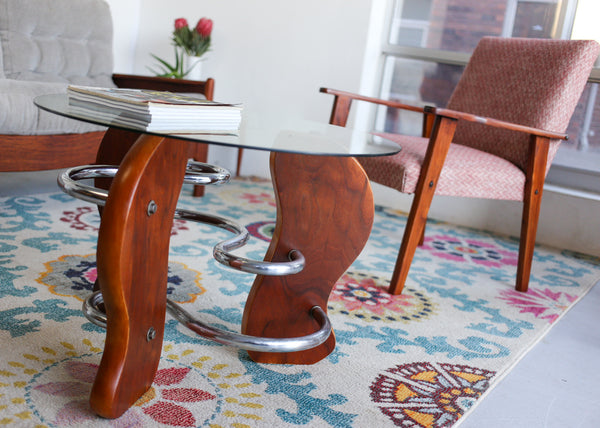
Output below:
[174,18,188,30]
[498,287,577,324]
[195,18,213,38]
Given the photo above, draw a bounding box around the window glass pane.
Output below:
[512,2,558,38]
[390,0,559,52]
[378,57,464,135]
[563,83,600,152]
[397,28,426,47]
[547,84,600,191]
[401,0,433,20]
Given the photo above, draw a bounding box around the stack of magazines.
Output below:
[67,85,242,133]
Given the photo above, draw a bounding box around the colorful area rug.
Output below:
[1,178,599,427]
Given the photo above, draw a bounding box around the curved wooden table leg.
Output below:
[91,128,147,294]
[89,133,188,418]
[241,153,374,364]
[93,128,186,195]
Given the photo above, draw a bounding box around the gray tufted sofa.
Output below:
[0,0,215,197]
[0,0,113,137]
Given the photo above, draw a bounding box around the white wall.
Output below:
[129,0,375,176]
[104,0,600,258]
[104,0,142,73]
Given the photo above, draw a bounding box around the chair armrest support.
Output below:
[431,106,568,141]
[320,87,428,132]
[112,74,215,101]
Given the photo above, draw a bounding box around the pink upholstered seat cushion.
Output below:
[359,132,525,200]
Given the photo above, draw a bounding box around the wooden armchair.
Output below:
[321,37,600,295]
[0,0,215,196]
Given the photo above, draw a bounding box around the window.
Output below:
[376,0,600,193]
[389,0,433,48]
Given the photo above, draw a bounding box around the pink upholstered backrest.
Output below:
[447,37,599,172]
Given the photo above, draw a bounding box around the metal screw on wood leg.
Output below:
[147,200,157,216]
[146,327,156,341]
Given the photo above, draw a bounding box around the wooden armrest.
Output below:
[319,87,425,114]
[112,74,214,101]
[432,106,568,140]
[320,87,567,141]
[320,87,432,134]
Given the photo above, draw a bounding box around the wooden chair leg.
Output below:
[189,142,208,197]
[236,148,244,176]
[516,195,541,293]
[389,189,435,294]
[515,136,550,292]
[419,225,426,246]
[388,116,457,295]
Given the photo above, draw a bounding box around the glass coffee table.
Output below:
[35,94,401,418]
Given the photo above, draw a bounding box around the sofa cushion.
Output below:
[0,79,104,134]
[0,0,114,86]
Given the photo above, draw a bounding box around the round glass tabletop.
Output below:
[35,94,401,157]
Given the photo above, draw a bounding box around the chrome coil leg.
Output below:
[69,162,315,351]
[59,164,306,276]
[83,291,332,352]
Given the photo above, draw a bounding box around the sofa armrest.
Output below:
[0,79,104,135]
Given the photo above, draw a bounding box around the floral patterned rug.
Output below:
[1,178,599,427]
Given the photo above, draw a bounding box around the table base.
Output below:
[65,129,374,418]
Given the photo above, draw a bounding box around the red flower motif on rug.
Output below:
[239,191,276,207]
[60,206,189,235]
[34,362,216,427]
[139,367,217,426]
[498,287,578,323]
[246,220,276,242]
[60,206,99,231]
[371,362,495,427]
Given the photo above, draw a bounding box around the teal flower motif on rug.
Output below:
[421,235,518,267]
